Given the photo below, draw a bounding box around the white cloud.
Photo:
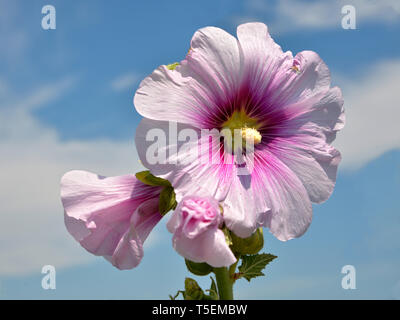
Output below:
[111,73,139,92]
[334,59,400,169]
[13,77,76,111]
[242,0,400,33]
[0,78,144,276]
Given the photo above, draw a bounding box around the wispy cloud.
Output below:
[236,0,400,34]
[0,77,144,276]
[12,77,76,111]
[110,73,139,92]
[335,59,400,169]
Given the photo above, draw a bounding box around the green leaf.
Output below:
[238,253,277,282]
[169,290,184,300]
[184,278,204,300]
[159,186,177,216]
[135,170,171,187]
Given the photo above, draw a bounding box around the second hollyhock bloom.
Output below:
[61,170,163,270]
[167,196,236,267]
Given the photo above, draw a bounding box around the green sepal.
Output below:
[185,259,213,276]
[223,228,233,246]
[237,253,277,282]
[135,171,176,216]
[135,170,171,187]
[231,228,264,255]
[166,62,179,70]
[159,186,177,216]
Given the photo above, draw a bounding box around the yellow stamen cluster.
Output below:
[241,127,262,146]
[221,110,262,150]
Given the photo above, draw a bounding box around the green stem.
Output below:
[213,267,234,300]
[229,256,240,278]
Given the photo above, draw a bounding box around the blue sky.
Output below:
[0,0,399,299]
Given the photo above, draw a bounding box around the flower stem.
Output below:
[229,258,239,279]
[213,267,234,300]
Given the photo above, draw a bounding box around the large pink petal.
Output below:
[105,224,143,270]
[237,23,333,120]
[246,150,313,241]
[288,87,345,143]
[107,198,162,270]
[272,50,331,108]
[236,22,293,115]
[269,133,341,204]
[237,22,292,92]
[222,168,270,238]
[134,65,200,125]
[185,26,242,105]
[61,170,160,222]
[134,26,242,128]
[267,88,344,203]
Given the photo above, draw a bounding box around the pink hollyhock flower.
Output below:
[61,170,163,270]
[134,22,345,241]
[167,195,236,267]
